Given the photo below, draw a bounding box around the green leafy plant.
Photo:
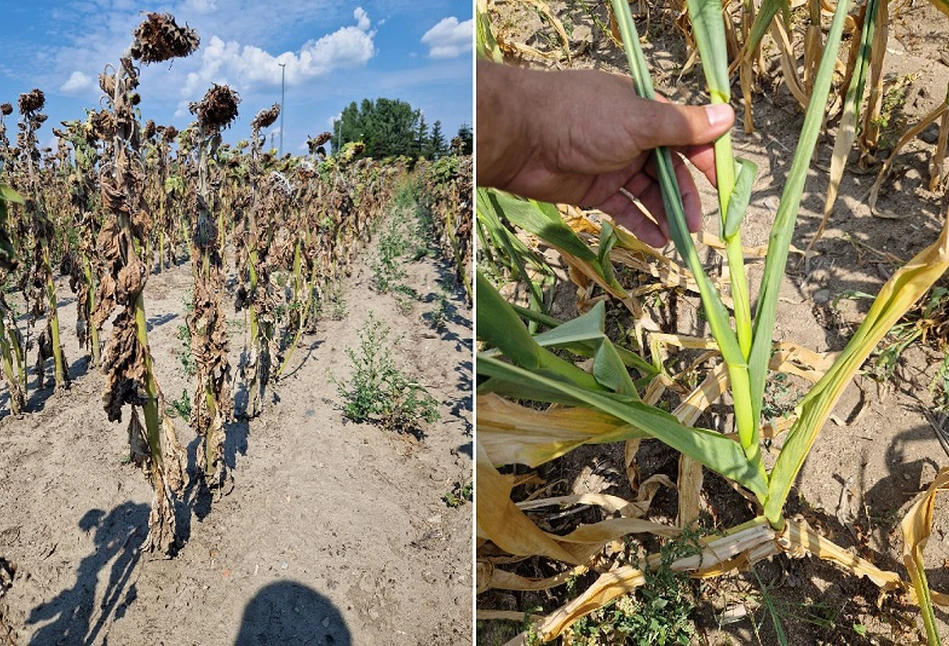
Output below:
[372,224,408,293]
[336,312,440,434]
[167,389,192,420]
[443,480,472,507]
[175,323,196,377]
[569,533,702,645]
[429,287,452,331]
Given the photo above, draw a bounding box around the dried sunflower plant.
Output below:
[95,12,199,554]
[186,84,239,490]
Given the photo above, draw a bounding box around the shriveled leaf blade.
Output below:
[901,466,949,645]
[477,445,679,567]
[767,213,949,521]
[478,393,646,467]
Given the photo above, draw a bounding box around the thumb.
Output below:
[633,99,734,150]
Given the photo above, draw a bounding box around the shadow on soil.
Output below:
[234,581,351,646]
[25,502,147,646]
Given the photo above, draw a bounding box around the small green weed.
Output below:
[393,177,416,210]
[429,288,452,331]
[569,531,702,645]
[176,324,196,377]
[372,224,408,293]
[393,283,419,316]
[442,480,472,507]
[167,389,192,419]
[334,312,440,435]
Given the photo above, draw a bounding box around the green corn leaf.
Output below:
[477,272,605,391]
[477,271,544,370]
[723,158,757,239]
[598,220,619,288]
[766,215,949,524]
[748,0,851,435]
[509,303,658,377]
[480,355,769,499]
[685,0,754,358]
[593,336,638,397]
[480,292,640,399]
[608,0,741,367]
[746,0,789,58]
[476,3,504,62]
[611,0,763,477]
[686,0,731,103]
[530,301,609,347]
[488,191,596,263]
[477,188,549,315]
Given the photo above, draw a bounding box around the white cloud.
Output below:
[177,6,376,114]
[420,17,472,59]
[183,0,218,13]
[60,71,93,93]
[327,112,341,128]
[354,6,370,31]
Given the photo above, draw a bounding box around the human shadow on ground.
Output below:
[25,502,148,646]
[234,581,351,646]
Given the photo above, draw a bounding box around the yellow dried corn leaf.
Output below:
[478,394,640,468]
[901,467,949,642]
[477,562,588,592]
[477,443,678,566]
[783,519,903,591]
[504,566,647,644]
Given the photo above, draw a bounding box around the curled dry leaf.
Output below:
[901,466,949,642]
[101,309,149,422]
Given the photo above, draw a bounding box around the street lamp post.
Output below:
[278,62,286,157]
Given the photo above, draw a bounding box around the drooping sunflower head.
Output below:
[18,89,45,115]
[251,103,280,131]
[190,84,240,132]
[130,13,200,64]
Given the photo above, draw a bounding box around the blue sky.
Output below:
[0,0,472,154]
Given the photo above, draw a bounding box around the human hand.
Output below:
[477,61,735,247]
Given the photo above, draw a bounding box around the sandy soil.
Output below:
[0,202,473,645]
[479,1,949,643]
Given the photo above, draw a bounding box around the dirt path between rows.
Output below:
[0,198,472,645]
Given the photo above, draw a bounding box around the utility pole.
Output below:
[278,62,286,157]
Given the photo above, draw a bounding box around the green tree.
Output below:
[331,98,424,159]
[416,114,429,157]
[455,122,472,155]
[424,120,447,159]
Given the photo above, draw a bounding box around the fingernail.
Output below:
[704,104,733,129]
